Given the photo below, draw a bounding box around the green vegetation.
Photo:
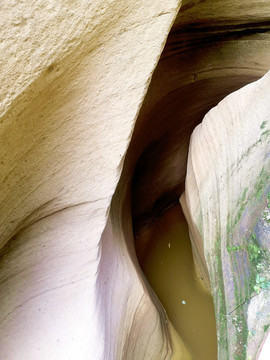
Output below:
[253,275,270,294]
[262,129,270,137]
[225,230,270,359]
[232,187,249,229]
[260,121,267,129]
[262,209,270,224]
[214,239,229,357]
[264,324,270,333]
[262,190,270,224]
[227,245,241,252]
[227,232,269,296]
[232,312,248,360]
[205,165,270,358]
[248,233,262,262]
[231,168,270,232]
[254,168,269,200]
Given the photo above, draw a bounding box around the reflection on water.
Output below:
[136,205,217,359]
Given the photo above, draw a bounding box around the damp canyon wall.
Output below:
[1,0,270,359]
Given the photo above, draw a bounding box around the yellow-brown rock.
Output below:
[0,1,181,359]
[1,0,270,359]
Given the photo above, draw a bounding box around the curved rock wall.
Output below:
[132,0,270,232]
[0,1,181,359]
[182,70,270,359]
[1,0,270,359]
[128,1,270,358]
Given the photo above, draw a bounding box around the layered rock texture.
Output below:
[182,72,270,359]
[0,1,181,359]
[1,0,270,359]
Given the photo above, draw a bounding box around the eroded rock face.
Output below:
[0,1,181,359]
[132,0,270,232]
[1,0,270,359]
[182,71,270,359]
[129,1,270,358]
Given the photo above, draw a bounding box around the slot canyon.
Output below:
[1,1,270,360]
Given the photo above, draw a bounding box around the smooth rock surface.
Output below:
[182,70,270,359]
[0,1,181,359]
[132,0,270,232]
[2,0,270,359]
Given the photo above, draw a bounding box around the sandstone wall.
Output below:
[0,1,181,359]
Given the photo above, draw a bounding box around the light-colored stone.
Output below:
[182,70,270,359]
[2,1,270,359]
[0,1,181,359]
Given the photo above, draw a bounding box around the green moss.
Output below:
[260,121,267,129]
[231,167,270,231]
[232,187,249,229]
[227,245,242,252]
[246,233,269,296]
[262,210,270,224]
[254,275,270,293]
[262,129,270,137]
[207,166,270,357]
[254,169,269,200]
[232,312,248,360]
[225,229,270,358]
[264,324,270,333]
[214,239,229,357]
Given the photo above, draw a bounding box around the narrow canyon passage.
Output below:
[135,205,217,359]
[2,0,270,359]
[125,2,270,357]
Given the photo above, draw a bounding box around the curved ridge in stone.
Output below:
[182,70,270,359]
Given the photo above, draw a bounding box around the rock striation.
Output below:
[182,71,270,359]
[0,1,181,359]
[1,0,270,359]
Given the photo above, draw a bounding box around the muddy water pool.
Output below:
[136,205,217,359]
